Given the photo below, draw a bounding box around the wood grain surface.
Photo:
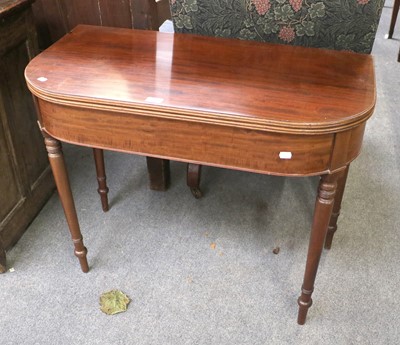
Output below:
[0,0,33,19]
[25,25,376,135]
[31,0,170,50]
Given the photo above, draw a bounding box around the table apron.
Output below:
[38,100,366,177]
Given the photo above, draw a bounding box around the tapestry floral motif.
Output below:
[252,0,271,15]
[169,0,384,54]
[244,0,327,43]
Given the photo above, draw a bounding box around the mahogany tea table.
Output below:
[24,25,376,324]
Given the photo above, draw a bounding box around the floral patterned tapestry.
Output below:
[169,0,385,53]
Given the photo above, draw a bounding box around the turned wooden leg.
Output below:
[146,157,170,191]
[325,166,349,249]
[388,0,400,39]
[44,133,89,273]
[297,172,339,325]
[187,163,202,199]
[398,45,400,62]
[93,148,109,212]
[0,240,6,274]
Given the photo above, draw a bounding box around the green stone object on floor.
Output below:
[99,290,131,315]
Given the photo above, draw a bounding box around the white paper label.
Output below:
[279,152,292,160]
[145,97,164,104]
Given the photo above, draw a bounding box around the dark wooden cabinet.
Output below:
[0,0,54,272]
[32,0,171,50]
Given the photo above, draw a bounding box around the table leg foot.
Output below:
[297,288,313,325]
[146,157,170,191]
[44,133,89,273]
[73,240,89,273]
[93,148,109,212]
[187,163,202,198]
[297,173,338,324]
[325,165,349,250]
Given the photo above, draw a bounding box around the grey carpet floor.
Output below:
[2,3,400,345]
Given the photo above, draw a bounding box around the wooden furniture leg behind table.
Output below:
[0,240,6,273]
[146,157,170,191]
[93,148,109,212]
[187,163,202,198]
[388,0,400,39]
[92,150,170,213]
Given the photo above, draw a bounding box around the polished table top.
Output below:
[25,25,376,324]
[26,25,375,135]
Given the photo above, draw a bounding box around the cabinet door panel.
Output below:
[0,113,22,220]
[59,0,101,30]
[0,2,55,265]
[32,0,67,48]
[1,42,48,190]
[98,0,133,28]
